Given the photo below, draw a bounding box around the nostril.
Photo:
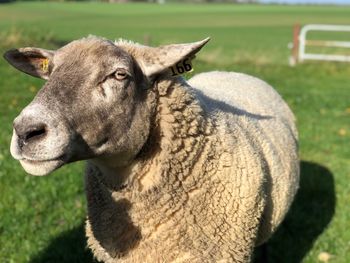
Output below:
[16,123,47,147]
[25,126,46,141]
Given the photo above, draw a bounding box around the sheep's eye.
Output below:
[115,69,128,81]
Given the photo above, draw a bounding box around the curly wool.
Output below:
[85,72,299,263]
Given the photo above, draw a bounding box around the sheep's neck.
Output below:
[94,77,216,198]
[94,77,215,194]
[86,77,222,260]
[133,77,215,191]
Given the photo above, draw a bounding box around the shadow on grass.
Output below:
[30,223,96,263]
[254,160,336,263]
[30,161,334,263]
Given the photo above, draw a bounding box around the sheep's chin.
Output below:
[19,159,64,176]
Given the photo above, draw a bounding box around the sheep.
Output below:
[4,36,299,263]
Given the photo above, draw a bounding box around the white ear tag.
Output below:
[169,56,194,76]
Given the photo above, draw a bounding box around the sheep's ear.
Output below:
[119,38,210,79]
[142,38,210,78]
[3,47,55,80]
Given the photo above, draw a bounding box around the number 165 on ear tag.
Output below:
[170,57,193,76]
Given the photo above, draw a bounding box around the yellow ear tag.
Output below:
[41,59,49,73]
[169,56,194,77]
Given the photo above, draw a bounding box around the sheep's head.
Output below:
[4,36,209,176]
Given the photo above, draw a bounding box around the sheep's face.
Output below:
[4,36,209,176]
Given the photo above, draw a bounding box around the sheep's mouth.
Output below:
[21,155,64,163]
[19,157,65,176]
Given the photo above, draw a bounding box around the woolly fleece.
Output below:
[85,71,299,263]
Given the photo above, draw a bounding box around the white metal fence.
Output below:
[297,24,350,64]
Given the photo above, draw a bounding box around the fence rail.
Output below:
[290,24,350,65]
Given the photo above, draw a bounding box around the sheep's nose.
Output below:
[14,120,47,149]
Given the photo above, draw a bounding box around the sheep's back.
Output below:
[188,71,299,244]
[188,71,295,131]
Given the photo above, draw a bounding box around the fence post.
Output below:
[144,34,151,46]
[290,24,300,66]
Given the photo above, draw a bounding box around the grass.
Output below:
[0,2,350,263]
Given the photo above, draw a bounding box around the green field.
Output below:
[0,2,350,263]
